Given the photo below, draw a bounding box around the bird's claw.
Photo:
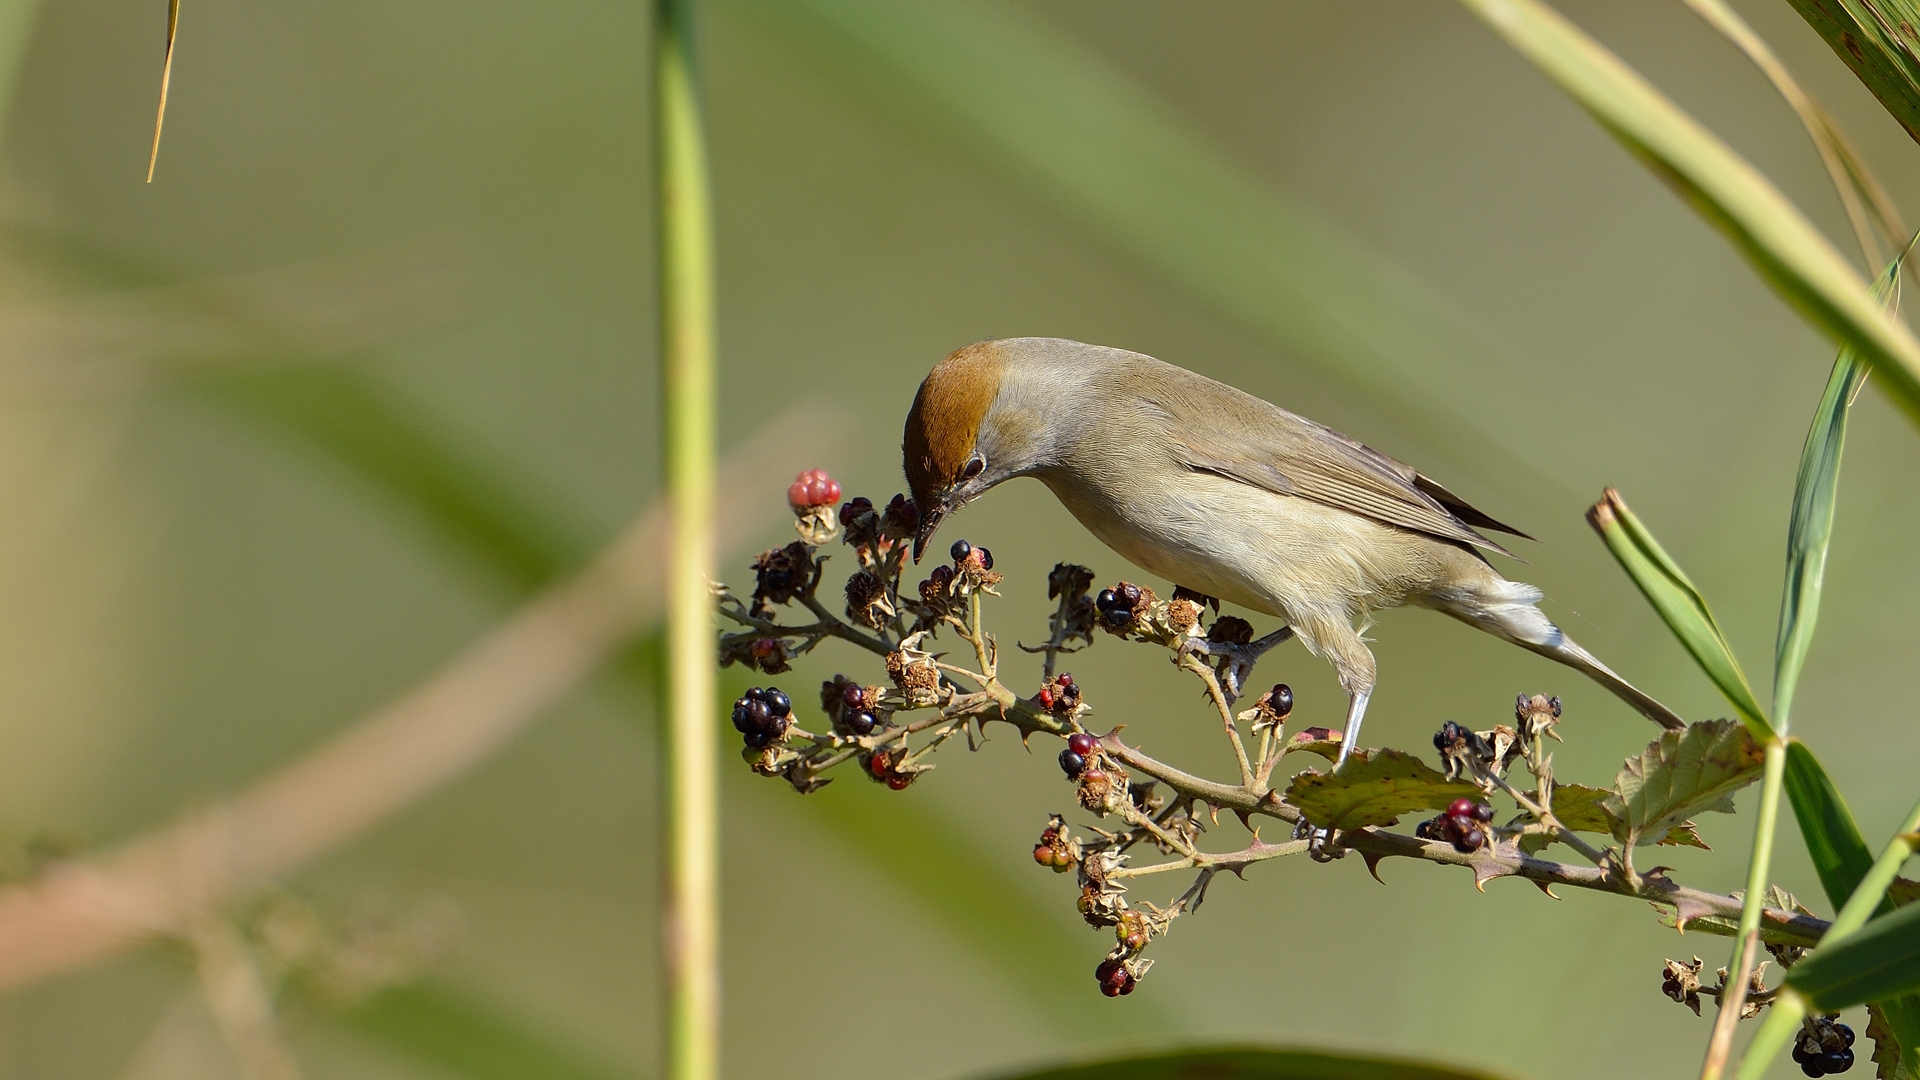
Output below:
[1181,626,1295,701]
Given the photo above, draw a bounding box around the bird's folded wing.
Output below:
[1168,406,1523,557]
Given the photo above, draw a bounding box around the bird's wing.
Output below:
[1150,375,1526,556]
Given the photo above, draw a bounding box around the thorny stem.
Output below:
[1475,763,1610,868]
[1180,654,1257,791]
[1100,734,1831,948]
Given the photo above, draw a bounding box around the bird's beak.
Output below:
[911,500,947,564]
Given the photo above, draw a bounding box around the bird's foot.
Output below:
[1181,625,1294,700]
[1294,818,1345,862]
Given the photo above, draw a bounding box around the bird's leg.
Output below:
[1182,626,1295,700]
[1307,687,1373,861]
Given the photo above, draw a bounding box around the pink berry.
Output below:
[787,469,840,509]
[1068,732,1098,757]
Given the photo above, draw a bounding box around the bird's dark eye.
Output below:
[962,455,985,480]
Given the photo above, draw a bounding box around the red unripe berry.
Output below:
[1447,797,1477,819]
[886,774,912,791]
[1057,673,1073,688]
[751,637,777,657]
[787,468,841,509]
[1037,687,1054,709]
[1068,732,1098,757]
[868,752,892,779]
[1034,845,1053,866]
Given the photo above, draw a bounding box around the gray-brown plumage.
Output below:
[902,337,1683,760]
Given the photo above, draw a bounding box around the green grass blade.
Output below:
[976,1044,1518,1080]
[1457,0,1920,427]
[1586,489,1770,737]
[1786,900,1920,1009]
[1776,257,1902,728]
[1785,0,1920,147]
[1785,741,1883,915]
[334,980,640,1080]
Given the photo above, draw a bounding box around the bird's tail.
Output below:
[1439,578,1687,731]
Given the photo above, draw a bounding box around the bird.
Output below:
[900,337,1683,763]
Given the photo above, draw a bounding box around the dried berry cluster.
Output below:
[1793,1018,1856,1077]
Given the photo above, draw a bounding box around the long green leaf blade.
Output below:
[1786,900,1920,1009]
[1586,489,1770,737]
[1457,0,1920,426]
[1786,741,1883,914]
[1785,0,1920,147]
[977,1045,1517,1080]
[1776,257,1902,727]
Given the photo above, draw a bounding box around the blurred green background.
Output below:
[0,0,1912,1077]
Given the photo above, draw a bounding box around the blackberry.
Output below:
[762,688,791,717]
[1838,1024,1855,1048]
[1825,1049,1853,1073]
[843,683,867,711]
[1059,749,1087,777]
[950,539,972,563]
[1266,684,1293,717]
[845,710,876,736]
[1068,732,1098,757]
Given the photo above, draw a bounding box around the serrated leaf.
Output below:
[1528,783,1703,852]
[1587,490,1770,737]
[1459,0,1920,429]
[1284,750,1481,831]
[1281,728,1343,762]
[979,1044,1515,1080]
[1604,720,1765,848]
[1786,900,1920,1009]
[1786,0,1920,147]
[1867,1002,1920,1080]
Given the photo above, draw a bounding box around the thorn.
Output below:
[1532,880,1560,900]
[1362,852,1388,884]
[1208,803,1220,826]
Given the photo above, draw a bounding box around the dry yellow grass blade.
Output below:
[146,0,179,183]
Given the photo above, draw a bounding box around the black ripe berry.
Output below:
[950,539,972,563]
[1267,684,1293,716]
[1473,803,1494,823]
[1826,1049,1853,1073]
[843,683,866,710]
[763,688,791,716]
[1059,749,1087,778]
[838,496,873,527]
[732,687,791,747]
[1068,732,1098,758]
[846,710,876,736]
[977,547,994,570]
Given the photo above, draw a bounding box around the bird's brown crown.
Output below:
[903,341,1006,508]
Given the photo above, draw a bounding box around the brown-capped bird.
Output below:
[902,337,1683,762]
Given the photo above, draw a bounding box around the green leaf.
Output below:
[977,1044,1517,1080]
[1458,0,1920,428]
[1530,783,1705,851]
[1785,740,1883,915]
[1777,256,1902,727]
[332,980,638,1080]
[1785,0,1920,147]
[1782,740,1920,1070]
[1867,1003,1920,1080]
[1604,719,1765,848]
[1786,900,1920,1009]
[1284,750,1481,831]
[1587,489,1771,738]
